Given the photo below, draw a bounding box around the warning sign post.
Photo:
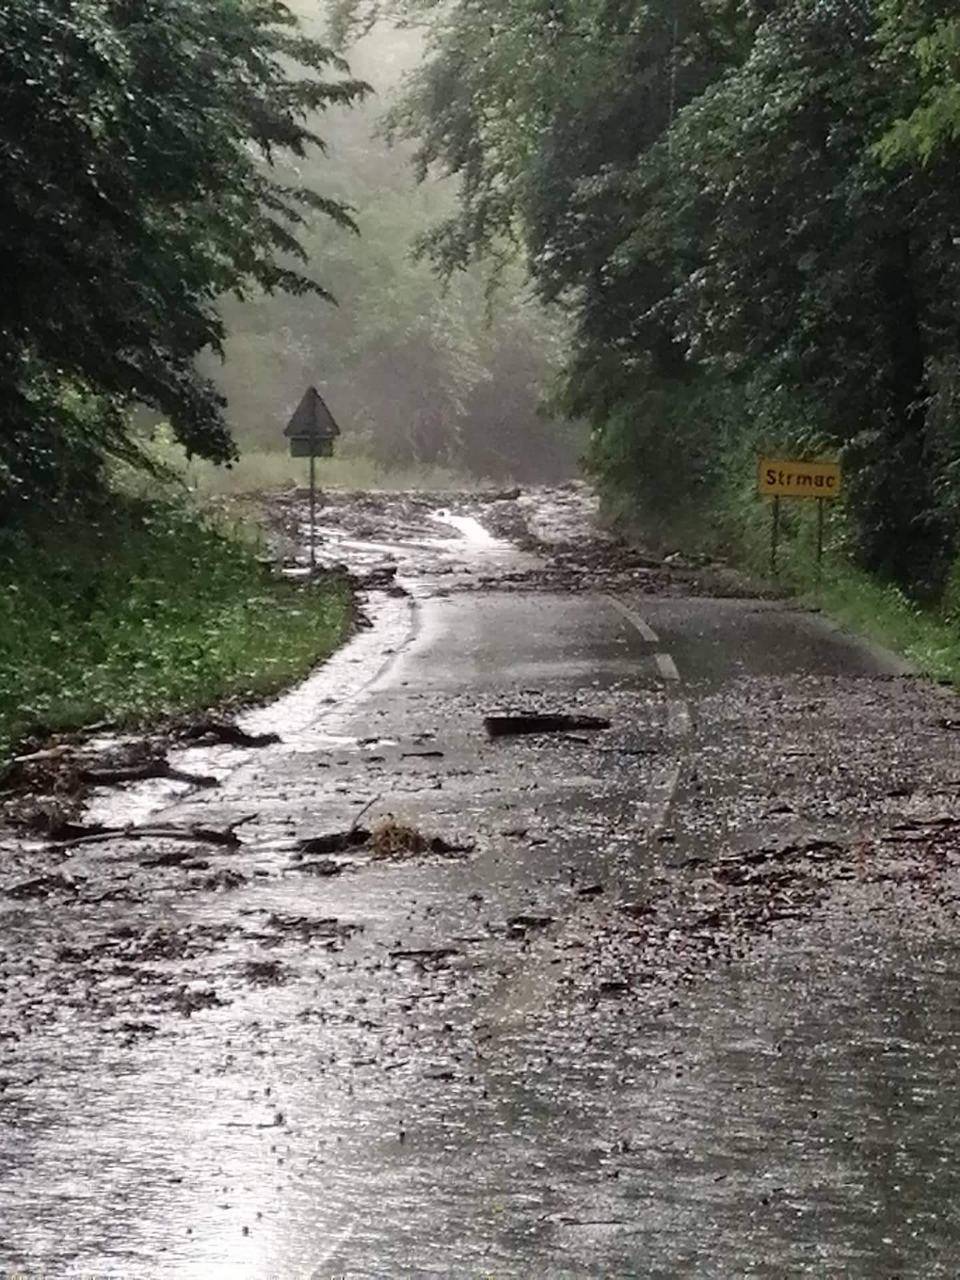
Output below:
[757,457,841,579]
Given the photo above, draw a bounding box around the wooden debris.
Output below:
[369,820,473,860]
[81,761,218,788]
[5,872,80,899]
[52,814,256,851]
[484,713,611,737]
[180,719,280,748]
[11,745,76,767]
[296,828,371,856]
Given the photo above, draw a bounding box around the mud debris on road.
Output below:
[5,483,960,1275]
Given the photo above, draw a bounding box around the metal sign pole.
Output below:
[757,456,841,583]
[284,387,341,567]
[309,444,317,572]
[771,496,780,576]
[816,496,824,589]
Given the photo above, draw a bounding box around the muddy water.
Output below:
[4,485,960,1275]
[84,494,538,828]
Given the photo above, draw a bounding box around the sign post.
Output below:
[816,495,826,588]
[309,447,317,571]
[284,386,341,572]
[771,496,780,576]
[757,457,842,578]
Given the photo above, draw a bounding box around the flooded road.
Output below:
[4,485,960,1276]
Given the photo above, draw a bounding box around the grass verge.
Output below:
[155,442,495,495]
[718,490,960,679]
[609,481,960,683]
[0,496,352,765]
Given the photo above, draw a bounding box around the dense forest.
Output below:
[1,1,576,495]
[0,0,574,756]
[207,14,576,480]
[4,0,960,588]
[328,0,960,599]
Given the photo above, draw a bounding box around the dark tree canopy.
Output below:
[0,0,366,505]
[336,0,960,594]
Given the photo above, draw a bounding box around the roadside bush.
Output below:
[0,496,351,764]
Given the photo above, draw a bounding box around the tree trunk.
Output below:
[861,230,948,595]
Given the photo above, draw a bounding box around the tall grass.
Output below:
[157,442,497,495]
[0,497,351,763]
[606,449,960,681]
[729,496,960,679]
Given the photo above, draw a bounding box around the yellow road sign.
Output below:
[758,458,841,499]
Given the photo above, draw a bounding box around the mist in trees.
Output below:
[207,12,580,481]
[0,0,579,509]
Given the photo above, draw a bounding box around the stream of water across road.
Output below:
[4,484,960,1276]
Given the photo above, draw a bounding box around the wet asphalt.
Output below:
[4,486,960,1277]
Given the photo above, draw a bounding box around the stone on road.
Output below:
[3,485,960,1276]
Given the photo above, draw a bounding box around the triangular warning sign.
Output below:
[284,386,341,439]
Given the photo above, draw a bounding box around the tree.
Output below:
[656,0,960,588]
[875,2,960,165]
[368,0,960,592]
[0,0,366,507]
[347,0,748,506]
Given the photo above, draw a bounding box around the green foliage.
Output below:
[152,440,494,492]
[0,0,367,503]
[655,0,958,591]
[875,6,960,164]
[699,455,960,686]
[363,0,960,598]
[0,497,351,763]
[0,373,134,514]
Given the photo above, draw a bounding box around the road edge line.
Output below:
[604,592,660,642]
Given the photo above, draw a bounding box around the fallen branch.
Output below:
[180,720,280,748]
[349,792,382,834]
[5,872,80,899]
[485,713,611,737]
[293,795,382,856]
[296,827,371,856]
[12,745,77,767]
[81,761,218,788]
[53,814,256,851]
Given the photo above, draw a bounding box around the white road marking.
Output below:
[648,761,683,830]
[667,700,693,737]
[655,652,681,681]
[311,1215,359,1270]
[604,593,660,642]
[602,591,688,810]
[604,592,682,682]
